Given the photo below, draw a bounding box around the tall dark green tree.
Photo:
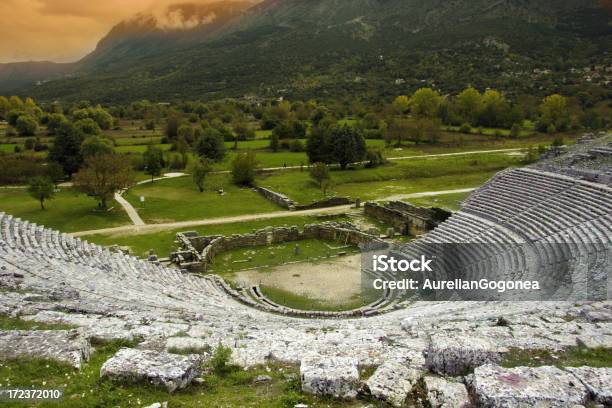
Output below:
[143,145,165,182]
[330,125,366,169]
[48,122,84,176]
[195,128,226,162]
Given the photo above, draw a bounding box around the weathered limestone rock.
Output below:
[472,365,588,407]
[300,355,359,400]
[100,348,203,392]
[576,334,612,349]
[0,330,90,369]
[366,361,422,407]
[566,367,612,405]
[426,335,506,375]
[424,376,470,408]
[165,336,211,354]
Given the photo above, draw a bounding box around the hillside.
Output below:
[2,0,610,102]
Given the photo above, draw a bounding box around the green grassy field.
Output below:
[114,144,172,154]
[0,188,130,233]
[0,143,18,152]
[259,284,370,312]
[259,152,522,203]
[124,174,282,224]
[82,214,349,258]
[209,238,358,274]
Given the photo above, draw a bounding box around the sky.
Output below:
[0,0,246,63]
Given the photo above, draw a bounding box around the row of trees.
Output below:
[389,88,578,134]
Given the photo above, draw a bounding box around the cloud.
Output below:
[0,0,153,62]
[0,0,259,62]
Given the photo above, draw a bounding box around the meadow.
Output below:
[0,187,129,233]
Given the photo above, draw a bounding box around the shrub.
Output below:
[16,115,38,136]
[459,123,472,134]
[365,149,385,168]
[231,151,257,186]
[210,344,234,375]
[24,138,35,150]
[510,123,522,138]
[289,139,304,152]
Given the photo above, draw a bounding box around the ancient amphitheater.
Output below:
[1,135,611,406]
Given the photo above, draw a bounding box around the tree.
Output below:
[16,115,38,136]
[231,151,258,186]
[309,162,330,190]
[410,88,441,119]
[306,128,331,164]
[455,87,482,125]
[539,94,569,132]
[45,162,65,186]
[165,116,181,140]
[73,154,133,208]
[392,95,410,115]
[330,125,366,169]
[177,124,195,144]
[510,123,522,139]
[48,122,84,176]
[91,105,113,130]
[195,128,226,161]
[269,132,280,152]
[387,118,411,147]
[480,90,509,128]
[81,135,114,158]
[143,145,164,182]
[0,96,10,119]
[28,176,54,210]
[46,113,68,135]
[191,159,212,193]
[74,118,101,136]
[233,122,255,141]
[9,96,23,109]
[408,118,440,144]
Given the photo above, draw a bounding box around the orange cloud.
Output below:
[0,0,155,62]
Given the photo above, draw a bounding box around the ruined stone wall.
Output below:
[365,201,451,233]
[293,197,352,211]
[303,222,386,248]
[174,222,384,270]
[364,202,412,234]
[254,187,295,209]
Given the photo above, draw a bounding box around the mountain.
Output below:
[2,0,610,102]
[0,61,75,94]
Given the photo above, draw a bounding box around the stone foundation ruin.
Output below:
[364,201,451,235]
[171,221,386,272]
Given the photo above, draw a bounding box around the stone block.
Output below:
[0,330,90,369]
[426,335,506,375]
[100,348,203,392]
[366,361,422,407]
[566,367,612,405]
[472,365,588,407]
[300,355,359,399]
[424,376,470,408]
